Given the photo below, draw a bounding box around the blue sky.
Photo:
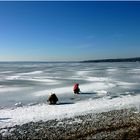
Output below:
[0,1,140,61]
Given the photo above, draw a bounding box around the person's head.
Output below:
[75,83,79,86]
[49,93,54,96]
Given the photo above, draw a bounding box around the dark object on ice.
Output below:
[47,93,58,105]
[73,83,80,94]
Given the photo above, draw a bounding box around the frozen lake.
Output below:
[0,62,140,108]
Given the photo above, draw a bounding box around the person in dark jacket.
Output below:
[73,83,80,94]
[48,93,58,105]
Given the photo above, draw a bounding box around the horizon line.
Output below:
[0,56,140,63]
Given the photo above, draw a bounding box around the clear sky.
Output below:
[0,1,140,61]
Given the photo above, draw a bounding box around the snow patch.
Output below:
[0,94,139,129]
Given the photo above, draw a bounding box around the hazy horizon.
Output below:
[0,56,140,63]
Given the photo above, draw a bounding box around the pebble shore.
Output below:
[0,107,140,140]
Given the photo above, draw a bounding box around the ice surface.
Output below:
[0,62,140,128]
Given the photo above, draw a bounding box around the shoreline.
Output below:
[1,107,140,139]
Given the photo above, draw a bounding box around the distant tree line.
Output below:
[82,57,140,63]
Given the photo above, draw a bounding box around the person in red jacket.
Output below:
[73,83,80,94]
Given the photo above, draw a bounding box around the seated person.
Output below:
[47,93,58,105]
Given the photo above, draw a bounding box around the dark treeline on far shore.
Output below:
[81,57,140,63]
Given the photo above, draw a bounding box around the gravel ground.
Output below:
[0,107,140,140]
